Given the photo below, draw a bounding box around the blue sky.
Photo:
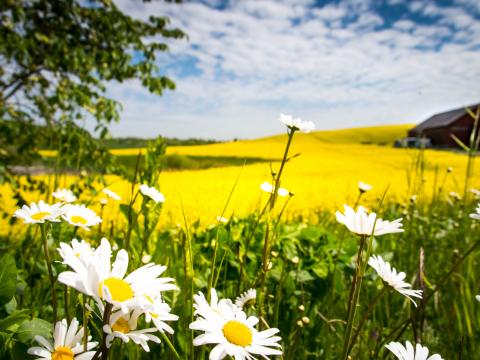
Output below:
[106,0,480,139]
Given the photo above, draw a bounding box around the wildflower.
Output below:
[143,294,179,334]
[141,254,152,263]
[52,188,77,203]
[260,182,289,197]
[27,318,97,360]
[470,203,480,220]
[449,191,461,201]
[336,205,403,236]
[13,201,63,224]
[139,184,165,203]
[301,316,310,324]
[100,198,108,205]
[298,305,305,312]
[385,341,443,360]
[279,113,315,133]
[62,204,102,231]
[235,289,256,309]
[104,308,161,352]
[476,295,480,302]
[58,238,178,313]
[291,256,299,264]
[190,289,282,360]
[57,238,93,267]
[102,188,121,201]
[358,181,372,193]
[368,255,423,307]
[469,188,480,198]
[296,320,303,327]
[216,216,229,224]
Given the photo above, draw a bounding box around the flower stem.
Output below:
[258,129,296,327]
[347,286,388,354]
[92,302,113,360]
[342,234,367,360]
[40,223,57,324]
[83,295,89,352]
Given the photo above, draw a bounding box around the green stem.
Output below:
[258,129,296,327]
[40,223,57,324]
[342,234,367,360]
[159,332,180,359]
[348,286,388,355]
[83,295,88,352]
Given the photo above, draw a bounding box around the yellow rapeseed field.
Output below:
[4,125,479,236]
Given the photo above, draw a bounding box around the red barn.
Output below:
[408,104,479,148]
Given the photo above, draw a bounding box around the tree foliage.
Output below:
[0,0,185,177]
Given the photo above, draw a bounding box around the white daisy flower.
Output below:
[58,238,178,313]
[385,341,443,360]
[216,216,229,224]
[358,181,372,193]
[104,308,160,352]
[469,188,480,198]
[52,188,77,203]
[102,188,121,201]
[13,200,63,224]
[27,318,97,360]
[57,238,94,268]
[448,191,461,200]
[190,289,282,360]
[143,294,179,334]
[470,203,480,220]
[336,205,404,236]
[368,255,423,307]
[62,204,102,231]
[139,184,165,203]
[260,182,289,197]
[235,289,257,309]
[278,113,315,133]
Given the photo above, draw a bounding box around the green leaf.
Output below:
[15,319,52,345]
[0,255,17,306]
[0,311,29,333]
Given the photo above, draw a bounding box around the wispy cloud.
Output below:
[106,0,480,139]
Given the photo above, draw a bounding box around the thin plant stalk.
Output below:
[258,129,296,325]
[92,303,113,360]
[40,223,57,324]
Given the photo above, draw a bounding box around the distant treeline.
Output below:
[101,137,220,148]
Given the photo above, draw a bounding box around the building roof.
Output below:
[412,103,479,133]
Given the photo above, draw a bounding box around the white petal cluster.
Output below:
[260,181,289,197]
[368,255,423,306]
[58,238,178,313]
[358,181,372,193]
[53,188,77,203]
[27,318,97,360]
[103,307,161,352]
[336,205,404,236]
[62,204,102,230]
[190,289,282,360]
[102,188,121,201]
[385,341,443,360]
[278,113,315,133]
[470,203,480,220]
[139,184,165,203]
[235,288,257,309]
[13,201,64,224]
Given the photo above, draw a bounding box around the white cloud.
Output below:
[104,0,480,139]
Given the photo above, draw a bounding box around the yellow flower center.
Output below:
[71,215,88,225]
[52,346,74,360]
[111,317,130,333]
[31,211,50,221]
[222,320,253,347]
[98,277,134,302]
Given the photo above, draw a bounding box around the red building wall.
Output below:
[413,114,475,147]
